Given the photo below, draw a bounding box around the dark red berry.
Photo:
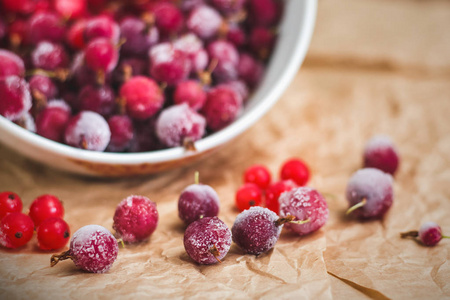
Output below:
[0,212,34,249]
[0,191,23,221]
[280,158,310,186]
[37,217,70,250]
[107,115,134,152]
[36,100,71,143]
[235,183,262,212]
[29,194,64,227]
[401,222,449,247]
[243,164,271,190]
[363,135,400,175]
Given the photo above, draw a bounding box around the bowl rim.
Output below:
[0,0,317,165]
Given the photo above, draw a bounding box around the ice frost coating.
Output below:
[0,75,32,121]
[232,206,282,255]
[345,168,393,219]
[183,217,231,264]
[279,187,329,236]
[363,135,400,175]
[178,183,220,225]
[113,195,159,243]
[51,225,119,273]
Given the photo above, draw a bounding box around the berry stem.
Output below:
[117,238,125,248]
[346,198,367,215]
[50,250,73,267]
[442,235,450,239]
[275,215,310,227]
[194,171,199,185]
[209,244,221,263]
[400,231,419,238]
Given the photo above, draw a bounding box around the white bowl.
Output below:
[0,0,317,177]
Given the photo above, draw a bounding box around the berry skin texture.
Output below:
[120,76,164,120]
[0,191,23,221]
[184,217,232,264]
[156,104,206,147]
[243,164,272,190]
[36,100,71,143]
[0,212,34,249]
[363,135,400,175]
[51,225,119,273]
[178,183,220,225]
[173,80,207,111]
[187,5,223,40]
[202,86,242,131]
[232,206,283,255]
[346,168,394,219]
[0,50,25,79]
[149,43,191,86]
[37,217,70,250]
[401,222,449,247]
[78,85,116,117]
[107,115,134,152]
[279,187,329,236]
[235,183,262,212]
[265,180,297,215]
[29,194,64,227]
[84,38,119,74]
[31,41,69,71]
[280,158,310,186]
[113,195,159,243]
[64,111,111,151]
[0,75,32,122]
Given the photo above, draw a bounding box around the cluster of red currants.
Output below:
[0,0,280,153]
[0,191,69,250]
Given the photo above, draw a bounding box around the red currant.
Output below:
[235,183,262,212]
[280,158,310,186]
[29,194,64,227]
[265,180,298,214]
[37,217,70,250]
[0,191,23,220]
[0,212,34,249]
[243,164,271,189]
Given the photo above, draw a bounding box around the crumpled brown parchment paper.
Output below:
[1,0,450,299]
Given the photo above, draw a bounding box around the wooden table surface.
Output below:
[1,0,450,299]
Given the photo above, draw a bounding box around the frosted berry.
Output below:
[280,158,310,186]
[232,206,303,255]
[207,40,239,82]
[155,103,206,148]
[401,222,449,247]
[36,100,71,143]
[173,80,206,111]
[0,212,34,249]
[0,50,25,79]
[249,27,275,60]
[113,195,159,243]
[78,85,115,117]
[173,33,208,74]
[149,43,190,86]
[279,187,329,236]
[0,191,23,221]
[211,0,245,15]
[29,194,64,227]
[248,0,280,27]
[178,173,220,225]
[0,75,32,122]
[187,5,223,40]
[15,112,36,133]
[217,80,249,102]
[238,53,264,88]
[346,168,394,219]
[265,180,297,215]
[120,16,159,57]
[235,183,262,212]
[148,2,184,36]
[64,111,111,151]
[31,42,69,71]
[29,75,58,101]
[202,86,242,131]
[243,164,271,189]
[51,225,119,273]
[363,135,400,175]
[119,76,164,120]
[26,12,66,45]
[107,115,134,152]
[37,217,70,250]
[184,217,231,264]
[84,38,119,83]
[84,16,120,44]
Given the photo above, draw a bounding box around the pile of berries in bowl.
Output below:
[0,0,317,176]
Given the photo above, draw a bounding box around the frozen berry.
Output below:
[120,16,159,57]
[401,222,449,247]
[202,86,242,131]
[280,158,310,186]
[64,111,111,151]
[29,75,58,101]
[148,2,184,36]
[173,80,206,111]
[243,164,271,189]
[0,50,25,79]
[232,206,303,255]
[66,19,87,50]
[149,43,190,86]
[265,180,297,215]
[178,172,220,225]
[54,0,87,20]
[235,183,262,212]
[211,0,245,15]
[51,225,118,273]
[249,27,275,60]
[173,33,208,74]
[78,85,115,117]
[155,103,206,148]
[217,80,249,102]
[184,217,231,264]
[119,76,164,120]
[279,187,329,236]
[113,195,159,243]
[248,0,280,27]
[29,194,64,227]
[0,191,23,221]
[363,135,400,175]
[187,5,223,40]
[26,12,66,45]
[238,53,264,88]
[37,217,70,250]
[0,212,34,249]
[31,41,69,71]
[0,75,32,122]
[15,112,36,132]
[207,40,239,82]
[84,15,120,44]
[107,115,134,152]
[36,100,71,143]
[84,38,119,83]
[346,168,394,219]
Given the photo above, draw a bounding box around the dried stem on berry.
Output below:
[194,171,200,185]
[346,198,367,215]
[275,215,310,227]
[26,69,69,81]
[400,231,419,238]
[198,58,218,86]
[209,244,222,263]
[183,138,197,151]
[117,238,125,248]
[50,250,73,267]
